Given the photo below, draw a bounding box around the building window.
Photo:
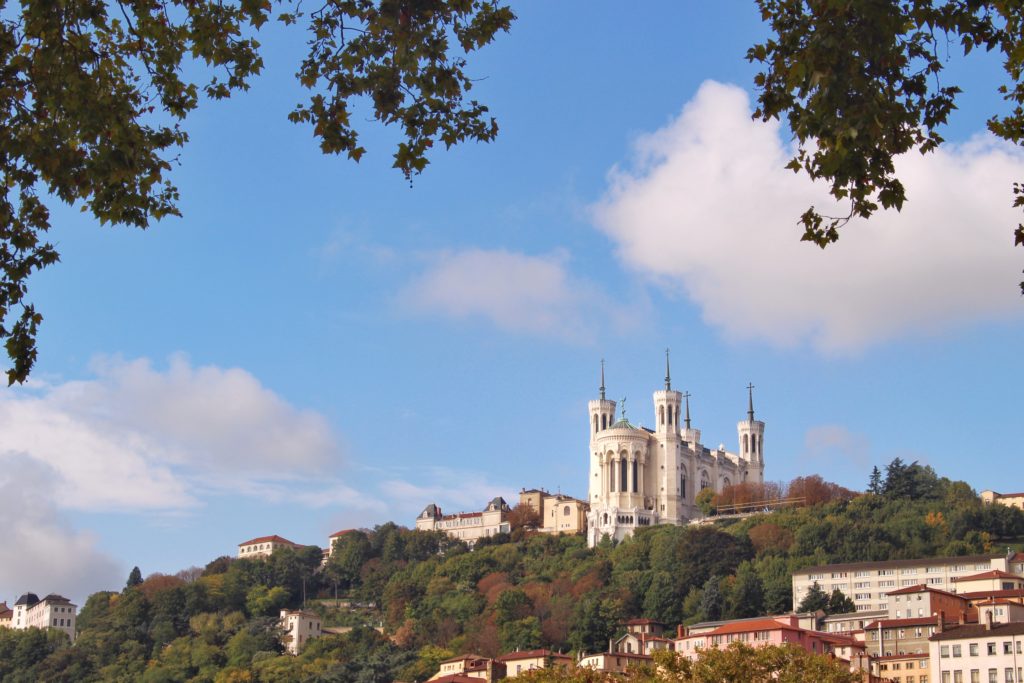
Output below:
[989,643,997,655]
[990,669,999,683]
[621,459,628,495]
[953,645,962,657]
[971,644,979,656]
[972,671,981,683]
[954,673,963,683]
[941,646,950,658]
[564,505,571,516]
[632,460,638,493]
[1005,643,1013,655]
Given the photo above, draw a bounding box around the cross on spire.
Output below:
[747,383,755,421]
[682,391,691,430]
[664,348,671,390]
[599,359,606,400]
[620,396,627,422]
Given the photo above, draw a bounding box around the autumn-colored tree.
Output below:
[786,475,857,506]
[747,523,794,556]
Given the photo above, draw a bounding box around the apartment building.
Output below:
[495,650,573,677]
[929,618,1024,683]
[873,653,932,683]
[0,602,11,628]
[793,553,1024,613]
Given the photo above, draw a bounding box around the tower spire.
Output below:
[664,348,671,390]
[747,382,755,421]
[599,359,606,400]
[682,391,691,429]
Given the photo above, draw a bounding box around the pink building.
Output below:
[673,616,865,664]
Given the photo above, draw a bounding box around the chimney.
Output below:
[959,611,967,625]
[986,609,994,631]
[609,638,614,654]
[936,611,944,634]
[677,624,685,639]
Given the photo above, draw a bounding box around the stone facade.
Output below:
[586,359,765,546]
[519,489,588,535]
[416,497,511,545]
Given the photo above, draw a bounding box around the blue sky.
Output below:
[2,3,1023,604]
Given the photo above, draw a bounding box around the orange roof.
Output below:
[496,649,571,662]
[439,654,489,665]
[885,584,963,599]
[864,616,958,629]
[329,529,354,538]
[705,618,802,636]
[961,588,1024,600]
[238,534,302,547]
[953,570,1022,582]
[431,676,483,683]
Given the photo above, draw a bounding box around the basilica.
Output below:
[586,354,765,546]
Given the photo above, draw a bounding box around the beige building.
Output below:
[237,534,305,559]
[429,654,505,682]
[981,490,1024,511]
[279,608,321,655]
[495,649,572,677]
[872,653,932,683]
[793,553,1024,613]
[11,593,76,642]
[416,497,511,545]
[519,489,588,535]
[0,602,11,628]
[578,651,653,673]
[586,357,765,546]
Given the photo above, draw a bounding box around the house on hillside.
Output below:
[10,593,76,642]
[237,535,306,559]
[279,608,321,655]
[495,649,572,677]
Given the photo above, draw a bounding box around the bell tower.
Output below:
[736,383,765,484]
[654,349,684,522]
[588,360,617,506]
[588,359,616,436]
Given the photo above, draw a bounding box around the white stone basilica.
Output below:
[586,354,765,546]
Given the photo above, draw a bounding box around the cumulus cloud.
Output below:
[0,354,341,511]
[400,248,618,341]
[0,456,122,603]
[592,80,1024,352]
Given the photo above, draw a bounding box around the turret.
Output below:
[588,359,617,437]
[736,383,765,483]
[653,349,682,437]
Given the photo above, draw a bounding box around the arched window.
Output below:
[603,513,608,525]
[751,434,757,455]
[743,433,749,453]
[668,407,673,425]
[610,459,616,492]
[659,405,665,425]
[564,505,571,516]
[594,414,599,433]
[680,468,687,500]
[632,460,639,493]
[723,477,731,489]
[676,406,681,426]
[700,471,710,490]
[601,414,607,430]
[621,459,629,494]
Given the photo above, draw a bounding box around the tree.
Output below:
[699,577,724,622]
[126,566,144,590]
[695,487,716,516]
[0,0,514,383]
[826,588,855,615]
[728,562,765,619]
[796,580,828,613]
[748,0,1024,292]
[868,466,883,495]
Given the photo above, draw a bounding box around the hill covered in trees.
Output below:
[3,460,1022,682]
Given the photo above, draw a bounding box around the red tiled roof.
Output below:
[961,588,1024,600]
[705,618,801,636]
[624,618,665,626]
[953,570,1022,582]
[496,649,571,662]
[238,534,302,547]
[431,676,482,683]
[439,654,489,665]
[329,529,354,538]
[885,585,964,600]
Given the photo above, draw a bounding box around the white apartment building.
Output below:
[279,608,321,655]
[416,497,511,545]
[11,593,76,642]
[930,616,1024,683]
[793,553,1024,613]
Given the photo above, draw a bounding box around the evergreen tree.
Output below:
[699,577,724,622]
[125,567,143,590]
[728,563,765,619]
[827,589,856,615]
[868,466,882,494]
[796,581,829,613]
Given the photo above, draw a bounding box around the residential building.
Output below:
[672,615,864,664]
[952,572,1024,594]
[865,616,948,657]
[586,356,766,546]
[929,616,1024,683]
[279,608,321,655]
[429,654,505,682]
[416,498,511,545]
[578,651,653,673]
[0,602,11,628]
[11,593,76,642]
[495,649,572,677]
[824,609,887,634]
[793,553,1024,613]
[518,489,588,535]
[326,529,354,557]
[886,585,973,621]
[872,653,932,683]
[980,491,1024,511]
[237,535,305,559]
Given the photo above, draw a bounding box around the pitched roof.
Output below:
[430,676,483,683]
[495,649,571,662]
[624,618,665,626]
[705,618,802,636]
[931,622,1024,641]
[952,570,1022,582]
[329,529,355,538]
[439,654,489,665]
[865,616,957,629]
[238,534,301,547]
[960,588,1024,600]
[41,594,71,604]
[13,593,39,607]
[886,584,965,599]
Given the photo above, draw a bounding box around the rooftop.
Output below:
[238,534,302,547]
[931,622,1024,641]
[796,553,1002,574]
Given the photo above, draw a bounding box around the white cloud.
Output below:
[592,80,1024,353]
[0,456,122,603]
[400,248,615,341]
[0,355,342,511]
